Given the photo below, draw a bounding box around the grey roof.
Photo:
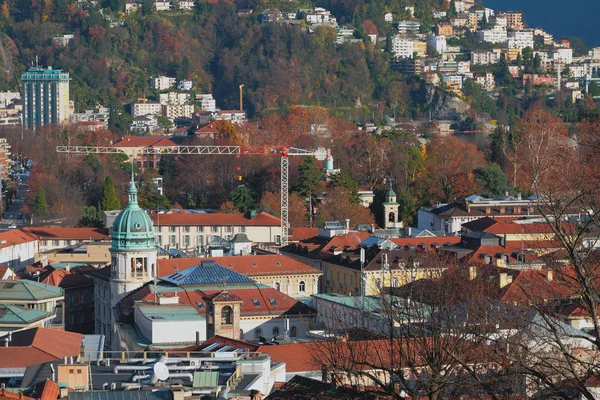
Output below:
[231,233,251,243]
[160,261,254,286]
[68,391,173,400]
[0,280,63,301]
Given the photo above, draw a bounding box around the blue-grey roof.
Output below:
[160,261,254,286]
[68,391,172,400]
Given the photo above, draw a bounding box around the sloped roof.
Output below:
[289,227,318,241]
[258,342,321,373]
[0,304,51,325]
[0,229,38,249]
[0,280,63,301]
[21,227,109,240]
[0,328,83,368]
[0,388,36,400]
[158,255,322,278]
[152,211,281,226]
[160,261,254,286]
[112,136,181,148]
[194,121,218,135]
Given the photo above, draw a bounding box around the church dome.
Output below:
[111,179,156,252]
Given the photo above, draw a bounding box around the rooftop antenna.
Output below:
[35,55,38,68]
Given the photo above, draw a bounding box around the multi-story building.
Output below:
[391,36,414,59]
[553,48,574,65]
[522,74,555,86]
[163,103,194,119]
[110,135,183,170]
[474,72,495,90]
[177,79,193,90]
[197,94,217,112]
[305,7,336,25]
[466,13,479,30]
[158,92,190,105]
[131,101,162,117]
[508,30,534,50]
[397,20,421,35]
[176,0,194,10]
[477,24,508,44]
[0,92,20,108]
[436,23,453,36]
[429,35,447,54]
[390,58,423,74]
[0,137,10,178]
[471,49,502,65]
[150,76,176,91]
[154,0,171,10]
[505,11,524,30]
[22,66,70,130]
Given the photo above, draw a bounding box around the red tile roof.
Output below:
[0,328,83,368]
[0,229,38,249]
[463,217,575,235]
[21,227,109,240]
[157,255,322,278]
[152,211,281,226]
[258,342,322,372]
[0,388,36,400]
[194,121,218,135]
[289,227,318,241]
[38,380,60,400]
[112,136,180,148]
[389,236,461,247]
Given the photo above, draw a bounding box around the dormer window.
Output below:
[252,299,261,307]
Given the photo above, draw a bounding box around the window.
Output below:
[221,306,233,325]
[53,240,60,246]
[169,226,176,233]
[183,226,190,233]
[388,212,395,222]
[158,235,163,246]
[255,328,262,338]
[197,302,205,310]
[198,236,204,246]
[290,326,297,338]
[197,226,204,232]
[80,311,85,322]
[211,226,218,233]
[226,226,233,233]
[274,282,281,291]
[169,235,176,246]
[240,226,246,233]
[299,281,306,292]
[269,298,278,306]
[183,235,190,246]
[131,257,147,278]
[252,299,261,307]
[272,327,279,337]
[70,294,78,305]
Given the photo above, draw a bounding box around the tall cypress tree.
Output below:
[33,189,49,216]
[102,176,122,211]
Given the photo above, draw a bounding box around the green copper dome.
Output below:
[111,179,156,252]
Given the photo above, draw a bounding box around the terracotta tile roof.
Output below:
[158,255,322,278]
[112,136,181,148]
[289,227,318,241]
[0,229,38,249]
[462,217,574,236]
[152,211,281,226]
[194,121,218,135]
[258,342,322,372]
[38,380,59,400]
[208,291,244,303]
[21,227,109,240]
[500,266,581,304]
[389,236,461,247]
[320,232,371,257]
[40,269,69,286]
[0,388,36,400]
[0,328,83,368]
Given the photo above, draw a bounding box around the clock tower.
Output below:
[109,176,157,310]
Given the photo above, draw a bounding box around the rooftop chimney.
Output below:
[499,273,513,289]
[345,218,350,232]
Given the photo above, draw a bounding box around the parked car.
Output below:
[8,223,16,229]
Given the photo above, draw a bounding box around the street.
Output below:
[1,167,29,231]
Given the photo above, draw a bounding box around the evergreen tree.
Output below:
[33,189,49,216]
[102,176,121,211]
[230,185,255,213]
[327,171,360,204]
[292,157,321,197]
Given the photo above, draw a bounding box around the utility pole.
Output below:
[239,84,244,111]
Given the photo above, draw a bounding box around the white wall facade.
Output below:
[240,315,311,340]
[0,241,37,271]
[134,310,207,344]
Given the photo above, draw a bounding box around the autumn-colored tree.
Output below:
[259,191,308,227]
[215,120,244,145]
[319,190,375,225]
[425,136,486,202]
[218,201,238,214]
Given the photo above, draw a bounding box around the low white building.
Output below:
[135,302,206,344]
[0,230,38,271]
[131,101,162,117]
[554,48,573,65]
[508,30,534,50]
[305,7,336,25]
[397,20,420,35]
[160,92,190,105]
[471,49,501,65]
[429,34,447,54]
[477,26,507,44]
[176,0,194,10]
[154,0,171,11]
[197,94,217,112]
[384,12,392,23]
[177,80,193,90]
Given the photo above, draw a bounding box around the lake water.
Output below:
[483,0,600,48]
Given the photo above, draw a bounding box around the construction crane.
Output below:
[56,145,328,246]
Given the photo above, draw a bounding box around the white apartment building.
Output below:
[453,1,468,14]
[443,74,463,88]
[429,35,447,54]
[397,20,421,35]
[477,26,507,44]
[474,73,495,91]
[392,36,414,59]
[150,76,177,91]
[163,103,194,120]
[159,92,190,105]
[570,65,586,79]
[384,12,392,23]
[553,48,573,65]
[176,0,194,10]
[508,30,534,50]
[21,67,70,130]
[305,8,336,24]
[197,94,217,112]
[0,92,20,108]
[471,50,501,65]
[131,101,162,117]
[533,28,554,45]
[432,11,446,19]
[588,47,600,59]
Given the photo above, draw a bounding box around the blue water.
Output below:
[483,0,600,48]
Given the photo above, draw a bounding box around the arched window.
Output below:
[290,326,297,338]
[388,212,395,223]
[272,327,279,337]
[221,306,233,325]
[274,282,281,291]
[299,281,306,292]
[254,328,262,338]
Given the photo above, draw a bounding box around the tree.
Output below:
[474,165,513,198]
[259,191,308,227]
[425,136,486,202]
[292,157,322,198]
[157,116,173,131]
[230,185,255,213]
[215,120,244,145]
[319,190,375,225]
[33,188,49,216]
[327,171,359,204]
[101,176,121,211]
[218,201,238,213]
